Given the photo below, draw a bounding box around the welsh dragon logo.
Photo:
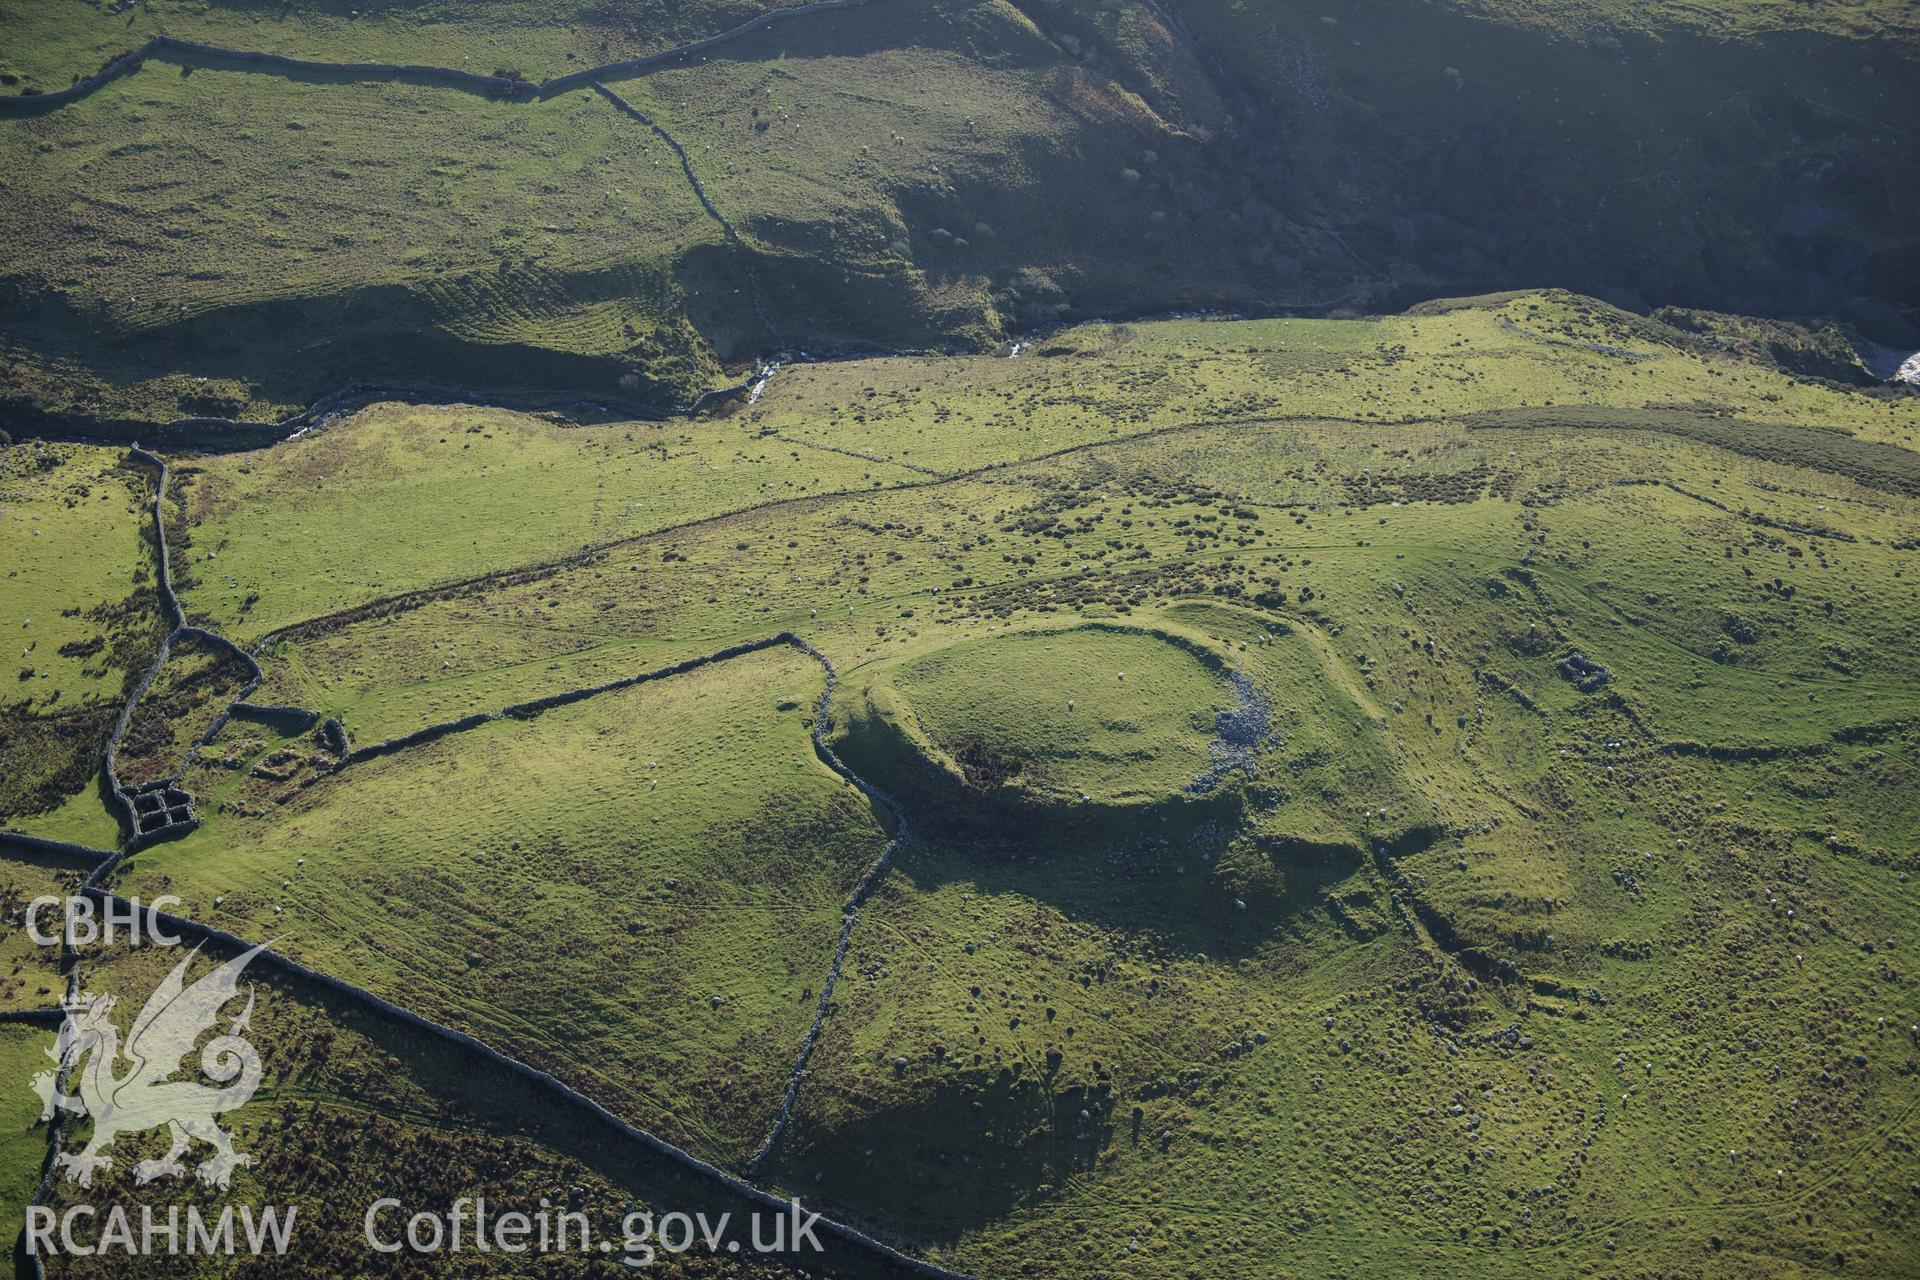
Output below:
[30,943,268,1189]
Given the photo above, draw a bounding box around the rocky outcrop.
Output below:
[1556,650,1610,692]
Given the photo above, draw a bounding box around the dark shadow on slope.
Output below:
[0,258,753,437]
[832,693,1366,960]
[769,1072,1117,1249]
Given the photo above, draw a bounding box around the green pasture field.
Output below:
[0,1024,53,1249]
[241,404,1917,766]
[0,850,79,1012]
[0,0,809,96]
[120,644,882,1166]
[0,444,156,712]
[4,783,122,849]
[745,295,1920,475]
[1,1,1916,1275]
[0,64,736,423]
[3,1,1915,433]
[2,292,1915,1276]
[162,293,1918,653]
[172,400,926,641]
[0,443,163,837]
[2,0,1906,102]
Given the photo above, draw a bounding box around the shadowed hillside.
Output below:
[0,0,1913,425]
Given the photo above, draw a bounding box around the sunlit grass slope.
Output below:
[122,644,882,1166]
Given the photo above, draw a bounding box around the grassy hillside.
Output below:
[875,624,1232,804]
[0,1025,53,1251]
[3,1,1916,1272]
[0,848,85,1012]
[122,644,882,1167]
[1,292,1901,1275]
[0,0,792,93]
[0,443,163,837]
[1170,0,1918,333]
[2,1,1911,425]
[30,940,902,1278]
[0,444,156,712]
[169,400,923,640]
[0,64,737,424]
